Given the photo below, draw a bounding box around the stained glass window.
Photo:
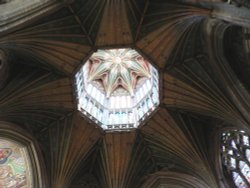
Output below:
[0,138,33,188]
[221,130,250,188]
[75,48,159,130]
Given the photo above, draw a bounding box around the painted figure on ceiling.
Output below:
[0,147,27,188]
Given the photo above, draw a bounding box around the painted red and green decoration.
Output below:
[0,139,32,188]
[75,48,159,130]
[88,48,151,97]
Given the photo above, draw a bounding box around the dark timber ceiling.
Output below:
[0,0,250,188]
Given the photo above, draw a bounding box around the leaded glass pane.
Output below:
[243,135,249,146]
[240,161,250,183]
[221,130,250,187]
[233,172,247,188]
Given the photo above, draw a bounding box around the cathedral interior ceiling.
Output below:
[0,0,249,187]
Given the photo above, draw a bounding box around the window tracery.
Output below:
[221,130,250,188]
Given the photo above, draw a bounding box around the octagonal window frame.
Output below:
[74,47,160,131]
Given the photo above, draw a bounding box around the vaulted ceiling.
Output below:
[0,0,250,187]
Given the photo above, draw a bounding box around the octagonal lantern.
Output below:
[75,48,159,131]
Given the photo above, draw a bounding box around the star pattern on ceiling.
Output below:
[88,49,151,97]
[0,0,249,188]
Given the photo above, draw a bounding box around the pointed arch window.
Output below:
[221,130,250,188]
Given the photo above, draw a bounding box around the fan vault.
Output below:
[0,0,250,187]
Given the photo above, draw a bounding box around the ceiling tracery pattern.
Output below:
[95,0,133,46]
[163,56,249,128]
[0,0,249,188]
[0,65,73,131]
[47,113,102,188]
[96,132,137,188]
[135,2,210,68]
[0,7,92,75]
[88,48,151,97]
[141,108,219,187]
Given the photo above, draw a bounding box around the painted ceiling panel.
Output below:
[88,48,151,96]
[0,139,33,187]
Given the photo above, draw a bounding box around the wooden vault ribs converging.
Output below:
[0,0,249,188]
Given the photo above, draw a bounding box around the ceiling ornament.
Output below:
[75,48,159,130]
[88,48,151,97]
